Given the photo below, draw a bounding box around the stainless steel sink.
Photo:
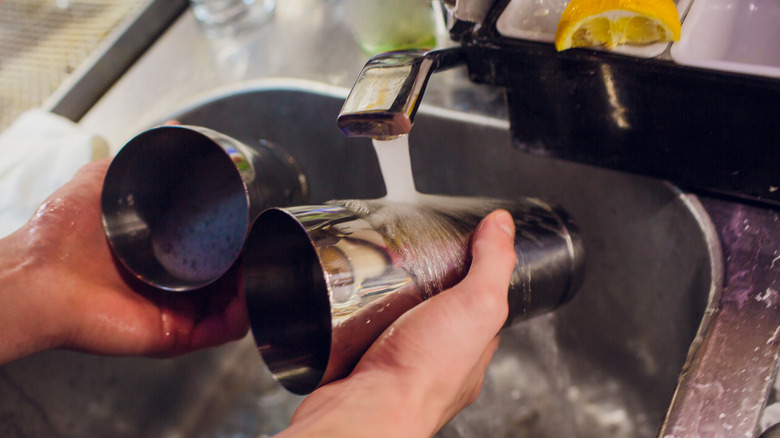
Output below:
[0,79,721,437]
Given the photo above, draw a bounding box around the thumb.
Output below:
[357,208,517,383]
[441,208,516,338]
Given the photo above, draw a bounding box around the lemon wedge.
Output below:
[555,0,681,51]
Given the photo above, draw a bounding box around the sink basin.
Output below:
[0,79,720,437]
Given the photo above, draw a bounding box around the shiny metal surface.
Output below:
[8,0,740,434]
[101,125,306,291]
[339,35,779,435]
[1,82,720,437]
[661,197,780,438]
[444,0,496,24]
[338,48,463,139]
[162,82,718,436]
[245,196,584,394]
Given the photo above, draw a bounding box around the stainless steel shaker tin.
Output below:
[101,125,307,291]
[244,196,584,394]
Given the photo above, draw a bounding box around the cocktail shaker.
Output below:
[244,195,584,394]
[101,125,307,291]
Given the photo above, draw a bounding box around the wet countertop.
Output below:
[78,0,507,154]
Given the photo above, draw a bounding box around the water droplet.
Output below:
[161,242,173,254]
[534,8,550,17]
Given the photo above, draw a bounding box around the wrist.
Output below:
[281,372,435,438]
[0,229,63,364]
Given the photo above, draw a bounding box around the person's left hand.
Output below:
[0,159,248,364]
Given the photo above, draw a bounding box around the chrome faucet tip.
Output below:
[337,112,413,140]
[338,48,463,140]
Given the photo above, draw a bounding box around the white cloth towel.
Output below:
[0,109,108,238]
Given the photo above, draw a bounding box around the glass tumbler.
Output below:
[190,0,276,38]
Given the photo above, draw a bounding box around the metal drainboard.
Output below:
[0,0,147,131]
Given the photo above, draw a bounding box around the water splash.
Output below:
[339,196,510,299]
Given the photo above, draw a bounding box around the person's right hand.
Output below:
[278,209,517,438]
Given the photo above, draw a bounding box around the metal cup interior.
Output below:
[101,126,251,291]
[244,207,333,395]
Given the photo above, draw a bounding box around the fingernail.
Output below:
[494,209,515,238]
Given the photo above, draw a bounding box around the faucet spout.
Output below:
[338,48,463,140]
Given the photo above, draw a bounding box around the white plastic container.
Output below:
[671,0,780,78]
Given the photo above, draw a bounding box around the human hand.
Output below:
[278,209,517,438]
[0,159,248,364]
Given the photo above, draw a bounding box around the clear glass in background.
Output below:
[190,0,276,38]
[343,0,438,54]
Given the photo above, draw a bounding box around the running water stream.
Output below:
[372,136,420,202]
